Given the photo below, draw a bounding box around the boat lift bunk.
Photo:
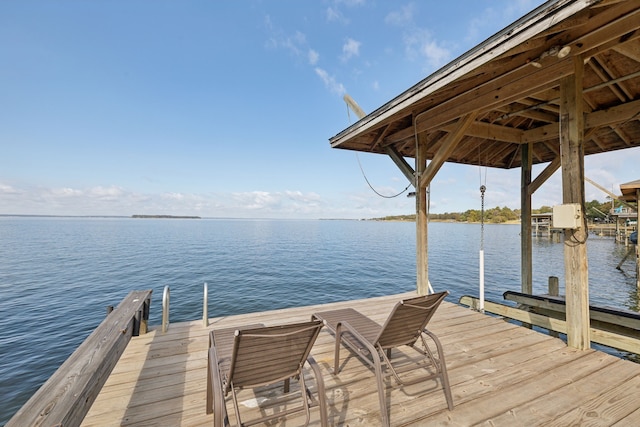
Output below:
[460,289,640,356]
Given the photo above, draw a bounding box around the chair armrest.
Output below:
[336,320,380,367]
[208,347,229,427]
[305,355,328,427]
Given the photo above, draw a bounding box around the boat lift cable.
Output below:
[478,156,488,313]
[345,94,411,199]
[356,153,412,198]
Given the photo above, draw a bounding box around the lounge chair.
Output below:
[206,320,327,427]
[312,291,453,426]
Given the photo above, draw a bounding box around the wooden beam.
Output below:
[416,133,428,295]
[384,145,416,185]
[529,156,561,195]
[521,143,533,294]
[383,117,525,146]
[523,98,640,143]
[613,41,640,63]
[419,112,477,188]
[577,7,640,61]
[560,55,590,351]
[586,98,640,129]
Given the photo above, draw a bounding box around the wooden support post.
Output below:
[521,143,533,294]
[636,245,640,291]
[416,132,429,295]
[549,276,559,297]
[637,189,639,290]
[140,295,150,335]
[560,56,590,350]
[548,276,560,338]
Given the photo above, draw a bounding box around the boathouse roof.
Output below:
[620,179,640,202]
[329,0,640,169]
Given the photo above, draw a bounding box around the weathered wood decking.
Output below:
[81,292,640,426]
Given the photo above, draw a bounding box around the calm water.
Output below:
[0,217,637,424]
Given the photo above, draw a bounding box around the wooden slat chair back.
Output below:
[312,291,452,426]
[228,321,321,390]
[376,292,446,349]
[207,320,327,427]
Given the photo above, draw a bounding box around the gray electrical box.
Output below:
[552,203,582,229]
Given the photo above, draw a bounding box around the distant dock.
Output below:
[532,212,636,244]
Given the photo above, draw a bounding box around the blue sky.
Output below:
[2,1,638,219]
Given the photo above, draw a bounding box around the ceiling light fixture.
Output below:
[557,46,572,58]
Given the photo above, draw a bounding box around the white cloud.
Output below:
[233,191,281,210]
[384,4,452,71]
[0,183,20,194]
[315,68,346,95]
[341,38,361,61]
[336,0,365,6]
[162,192,186,201]
[52,187,83,197]
[326,7,347,23]
[264,15,348,99]
[285,190,321,203]
[263,17,307,58]
[465,1,545,45]
[385,4,415,27]
[88,186,124,199]
[0,183,345,218]
[308,49,319,65]
[403,29,452,70]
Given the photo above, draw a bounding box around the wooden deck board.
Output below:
[81,292,640,426]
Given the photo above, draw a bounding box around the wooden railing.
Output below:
[6,289,152,427]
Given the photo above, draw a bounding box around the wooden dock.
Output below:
[80,292,640,426]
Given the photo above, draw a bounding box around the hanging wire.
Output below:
[346,97,411,199]
[356,153,412,198]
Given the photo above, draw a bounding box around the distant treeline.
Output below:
[372,199,619,224]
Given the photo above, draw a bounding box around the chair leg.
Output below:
[230,384,244,427]
[298,373,312,426]
[334,323,343,374]
[423,330,454,411]
[379,347,404,386]
[373,353,390,427]
[308,355,329,427]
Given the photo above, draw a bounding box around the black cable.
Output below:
[356,153,412,199]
